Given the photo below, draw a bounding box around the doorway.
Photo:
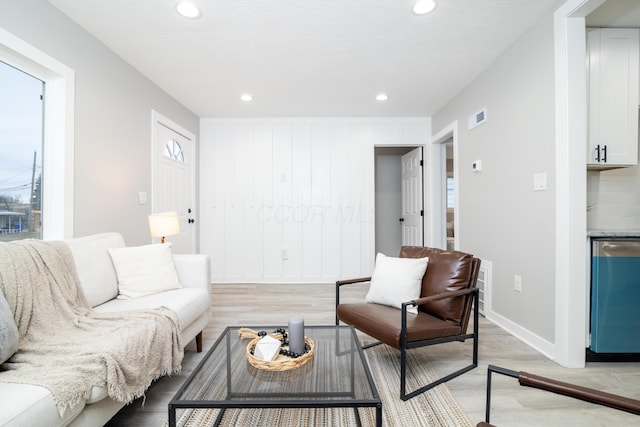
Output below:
[374,146,424,257]
[443,139,455,250]
[151,111,196,254]
[429,122,459,250]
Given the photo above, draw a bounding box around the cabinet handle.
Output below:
[595,144,608,163]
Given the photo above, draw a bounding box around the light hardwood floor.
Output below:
[106,283,640,427]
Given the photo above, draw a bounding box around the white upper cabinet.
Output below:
[587,28,639,168]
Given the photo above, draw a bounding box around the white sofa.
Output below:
[0,232,211,427]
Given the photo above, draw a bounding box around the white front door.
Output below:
[400,147,424,246]
[151,111,196,253]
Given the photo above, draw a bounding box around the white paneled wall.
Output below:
[200,118,429,283]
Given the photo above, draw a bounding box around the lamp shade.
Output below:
[148,211,180,241]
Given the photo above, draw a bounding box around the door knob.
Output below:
[188,218,195,224]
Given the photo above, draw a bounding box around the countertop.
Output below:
[588,231,640,237]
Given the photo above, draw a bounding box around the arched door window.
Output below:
[164,139,185,163]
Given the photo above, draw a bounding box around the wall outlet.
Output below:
[533,173,547,191]
[514,275,522,292]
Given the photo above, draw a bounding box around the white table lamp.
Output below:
[148,211,180,243]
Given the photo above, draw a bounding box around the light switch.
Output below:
[533,173,547,191]
[138,191,148,204]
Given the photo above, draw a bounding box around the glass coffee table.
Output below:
[169,325,382,426]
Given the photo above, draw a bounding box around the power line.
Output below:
[0,182,30,192]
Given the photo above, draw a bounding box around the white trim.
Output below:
[152,110,197,143]
[485,308,556,361]
[429,121,459,249]
[201,117,429,125]
[553,0,605,368]
[0,28,75,239]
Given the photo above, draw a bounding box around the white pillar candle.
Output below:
[288,316,305,355]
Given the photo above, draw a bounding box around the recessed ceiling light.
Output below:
[413,0,437,15]
[240,94,254,102]
[376,94,389,101]
[176,2,202,19]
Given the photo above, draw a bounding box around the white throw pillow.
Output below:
[108,244,182,299]
[365,253,429,314]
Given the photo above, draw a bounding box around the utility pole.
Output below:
[29,150,36,232]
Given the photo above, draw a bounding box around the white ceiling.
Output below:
[48,0,569,118]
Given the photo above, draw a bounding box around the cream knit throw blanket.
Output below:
[0,239,183,416]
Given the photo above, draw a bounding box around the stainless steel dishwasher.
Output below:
[590,238,640,358]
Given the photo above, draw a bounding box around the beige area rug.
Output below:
[167,344,473,427]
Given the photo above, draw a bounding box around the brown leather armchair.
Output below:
[480,365,640,426]
[336,246,481,400]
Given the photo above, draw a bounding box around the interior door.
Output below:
[400,147,424,246]
[152,112,196,253]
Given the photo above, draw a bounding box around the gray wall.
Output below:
[0,0,199,245]
[432,11,557,342]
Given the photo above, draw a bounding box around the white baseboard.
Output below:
[485,309,556,361]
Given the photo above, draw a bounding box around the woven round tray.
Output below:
[245,335,315,372]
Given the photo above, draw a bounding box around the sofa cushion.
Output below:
[93,287,209,332]
[65,232,125,307]
[86,385,109,404]
[0,291,19,364]
[108,244,182,299]
[365,253,428,314]
[0,383,84,427]
[337,303,462,349]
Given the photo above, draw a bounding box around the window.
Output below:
[164,139,185,163]
[0,27,75,240]
[447,177,455,209]
[0,61,44,241]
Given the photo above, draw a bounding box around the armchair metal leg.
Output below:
[400,340,478,401]
[485,365,519,423]
[399,290,480,401]
[363,341,383,350]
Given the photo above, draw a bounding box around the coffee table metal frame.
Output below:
[168,325,382,426]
